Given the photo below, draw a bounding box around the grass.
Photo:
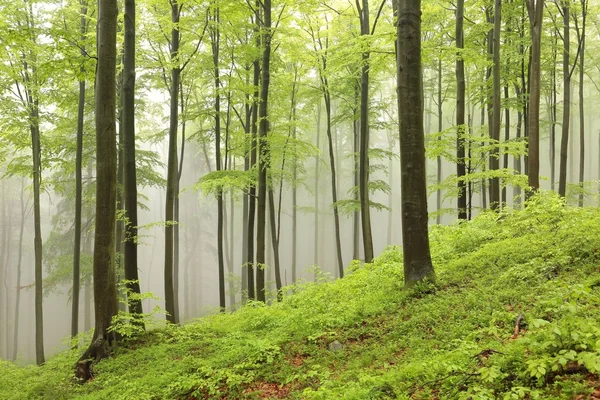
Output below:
[2,192,600,399]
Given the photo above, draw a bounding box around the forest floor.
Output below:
[2,192,600,399]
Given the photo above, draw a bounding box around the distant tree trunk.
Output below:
[71,0,87,340]
[290,67,298,285]
[122,0,143,323]
[396,0,435,285]
[25,60,45,367]
[76,0,118,378]
[489,0,501,210]
[352,83,360,260]
[358,0,374,262]
[558,3,570,197]
[164,0,180,323]
[575,0,587,206]
[436,57,443,224]
[550,31,558,189]
[12,179,26,361]
[314,103,321,271]
[525,0,543,194]
[322,81,344,278]
[255,0,271,302]
[502,85,510,205]
[456,0,467,219]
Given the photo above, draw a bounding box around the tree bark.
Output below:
[358,0,374,262]
[12,179,26,360]
[76,0,118,378]
[489,0,501,209]
[396,0,435,285]
[164,0,180,323]
[525,0,543,194]
[456,0,467,219]
[558,3,570,197]
[255,0,271,302]
[123,0,143,321]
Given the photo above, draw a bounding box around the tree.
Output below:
[558,1,571,197]
[396,0,435,285]
[255,0,272,302]
[76,0,118,380]
[122,0,143,320]
[456,0,467,220]
[525,0,544,194]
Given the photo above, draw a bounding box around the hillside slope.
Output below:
[2,193,600,399]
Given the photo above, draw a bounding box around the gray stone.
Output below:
[328,340,343,352]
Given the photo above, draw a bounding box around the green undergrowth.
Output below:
[2,192,600,399]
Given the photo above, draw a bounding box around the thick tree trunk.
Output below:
[396,0,435,285]
[489,0,501,209]
[526,0,543,194]
[76,0,118,379]
[456,0,467,219]
[123,0,143,323]
[358,0,374,262]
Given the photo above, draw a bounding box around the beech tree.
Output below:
[76,0,118,380]
[396,0,434,285]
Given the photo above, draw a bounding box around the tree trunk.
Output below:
[436,58,443,224]
[558,4,570,197]
[76,0,118,378]
[255,0,271,302]
[396,0,435,285]
[489,0,501,209]
[358,0,374,262]
[456,0,467,219]
[525,0,543,194]
[576,0,587,206]
[164,0,180,324]
[210,7,226,310]
[12,179,26,360]
[72,1,88,340]
[122,0,143,323]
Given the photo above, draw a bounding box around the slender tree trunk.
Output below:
[550,32,558,189]
[164,0,180,323]
[255,0,271,302]
[323,93,344,277]
[358,0,374,262]
[72,1,88,340]
[502,84,510,205]
[396,0,435,285]
[352,86,360,260]
[267,188,282,299]
[558,4,570,197]
[210,7,226,310]
[76,0,118,378]
[456,0,467,219]
[174,82,186,319]
[314,103,321,273]
[12,180,26,360]
[436,58,443,224]
[291,68,298,285]
[576,0,587,206]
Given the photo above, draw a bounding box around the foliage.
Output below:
[1,192,600,399]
